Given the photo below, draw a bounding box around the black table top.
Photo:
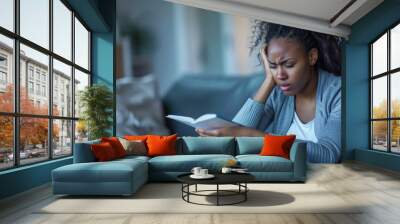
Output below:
[177,172,255,185]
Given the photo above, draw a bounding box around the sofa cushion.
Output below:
[148,154,235,172]
[180,137,235,155]
[53,158,147,183]
[260,134,296,159]
[91,142,118,161]
[147,134,177,157]
[101,137,127,158]
[236,155,293,172]
[236,137,263,155]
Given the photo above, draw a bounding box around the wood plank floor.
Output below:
[1,161,400,224]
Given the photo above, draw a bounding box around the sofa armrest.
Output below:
[289,141,307,181]
[73,140,100,163]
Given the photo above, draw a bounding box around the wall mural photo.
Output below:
[116,0,343,163]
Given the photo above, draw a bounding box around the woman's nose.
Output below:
[276,67,288,80]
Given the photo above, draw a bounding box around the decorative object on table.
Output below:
[79,84,113,140]
[190,167,214,179]
[221,167,249,174]
[225,159,239,168]
[177,173,255,206]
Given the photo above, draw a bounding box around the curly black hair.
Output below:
[250,21,344,75]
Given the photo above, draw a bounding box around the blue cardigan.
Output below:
[232,69,341,163]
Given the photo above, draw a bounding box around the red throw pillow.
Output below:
[260,134,296,159]
[91,142,117,161]
[101,137,127,158]
[146,134,177,157]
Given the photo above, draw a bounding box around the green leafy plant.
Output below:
[79,84,113,140]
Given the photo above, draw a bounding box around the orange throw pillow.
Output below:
[91,142,117,161]
[260,134,296,159]
[146,134,177,157]
[101,137,127,158]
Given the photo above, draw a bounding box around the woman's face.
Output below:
[266,37,317,96]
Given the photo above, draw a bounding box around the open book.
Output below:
[166,114,237,130]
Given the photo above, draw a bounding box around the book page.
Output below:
[166,115,194,123]
[195,114,216,123]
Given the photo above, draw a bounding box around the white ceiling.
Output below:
[226,0,352,22]
[164,0,384,38]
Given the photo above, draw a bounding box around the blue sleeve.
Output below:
[306,87,341,163]
[232,92,275,130]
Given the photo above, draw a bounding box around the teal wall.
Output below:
[0,158,72,199]
[345,0,400,171]
[0,0,115,200]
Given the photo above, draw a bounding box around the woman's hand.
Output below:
[252,44,276,104]
[260,44,276,88]
[195,126,265,137]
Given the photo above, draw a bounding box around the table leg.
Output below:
[245,183,247,201]
[217,184,219,206]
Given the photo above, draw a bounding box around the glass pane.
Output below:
[372,77,387,119]
[0,0,14,31]
[372,33,387,76]
[53,0,72,60]
[74,17,89,70]
[53,59,72,117]
[75,120,88,143]
[0,116,13,170]
[391,120,400,153]
[20,117,49,165]
[391,72,400,118]
[20,0,49,49]
[391,24,400,70]
[372,121,388,151]
[0,34,14,112]
[74,69,89,118]
[53,119,72,158]
[20,44,49,115]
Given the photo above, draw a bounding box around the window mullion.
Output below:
[71,10,76,155]
[13,0,20,167]
[388,30,391,153]
[48,0,54,160]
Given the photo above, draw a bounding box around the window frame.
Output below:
[370,20,400,154]
[0,0,92,171]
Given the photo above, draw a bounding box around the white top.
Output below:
[286,112,318,143]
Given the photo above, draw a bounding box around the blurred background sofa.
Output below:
[162,73,265,136]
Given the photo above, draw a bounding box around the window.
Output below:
[35,83,40,95]
[0,34,13,113]
[0,0,14,32]
[0,55,7,67]
[28,67,34,80]
[370,23,400,154]
[42,85,46,97]
[0,0,91,170]
[0,71,6,85]
[28,81,34,94]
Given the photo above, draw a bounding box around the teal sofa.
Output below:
[52,136,307,196]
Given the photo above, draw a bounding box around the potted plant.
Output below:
[79,84,113,140]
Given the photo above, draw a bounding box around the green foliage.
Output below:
[79,84,113,140]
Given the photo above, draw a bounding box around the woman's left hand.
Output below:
[195,126,264,137]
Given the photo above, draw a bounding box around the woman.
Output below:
[196,22,342,163]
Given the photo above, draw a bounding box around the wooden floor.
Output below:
[1,161,400,224]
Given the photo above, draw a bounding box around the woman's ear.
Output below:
[308,48,318,66]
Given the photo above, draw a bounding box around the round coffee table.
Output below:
[177,173,255,206]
